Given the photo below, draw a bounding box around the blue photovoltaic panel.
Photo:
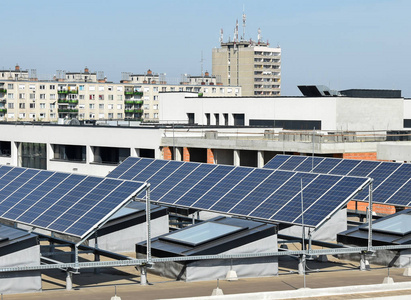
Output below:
[131,159,169,182]
[151,163,199,200]
[263,155,291,170]
[0,165,13,179]
[229,170,294,216]
[211,168,273,212]
[0,165,146,238]
[175,165,234,207]
[108,157,370,227]
[347,161,380,177]
[278,156,307,171]
[251,173,318,220]
[106,157,142,179]
[312,158,341,174]
[159,164,217,204]
[192,167,254,210]
[117,158,154,180]
[329,159,361,175]
[294,157,324,172]
[373,164,411,204]
[383,180,411,207]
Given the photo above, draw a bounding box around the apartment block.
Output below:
[0,66,241,122]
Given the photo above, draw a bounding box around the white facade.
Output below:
[159,93,404,131]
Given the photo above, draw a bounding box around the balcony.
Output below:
[125,109,143,114]
[58,90,68,94]
[0,88,6,93]
[124,91,143,96]
[58,99,79,104]
[124,100,143,105]
[58,109,78,113]
[0,108,7,113]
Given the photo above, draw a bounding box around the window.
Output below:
[212,88,216,93]
[39,113,45,119]
[170,87,175,92]
[79,85,85,91]
[235,88,239,94]
[50,94,56,100]
[40,103,46,109]
[19,93,25,99]
[227,88,232,93]
[7,84,14,89]
[29,84,35,90]
[39,85,45,90]
[29,103,35,109]
[89,86,95,91]
[153,95,158,101]
[50,113,56,118]
[204,88,208,93]
[153,104,158,110]
[117,113,123,118]
[108,95,114,100]
[162,87,166,92]
[8,103,14,109]
[18,84,25,90]
[99,104,104,109]
[143,104,149,109]
[40,94,46,99]
[50,103,56,109]
[186,87,193,92]
[29,113,35,119]
[154,113,158,118]
[98,86,104,91]
[117,86,123,92]
[179,87,184,92]
[89,104,95,109]
[49,85,55,90]
[19,113,26,118]
[89,113,95,118]
[30,94,35,100]
[144,87,149,92]
[7,93,14,99]
[8,113,14,119]
[153,87,158,92]
[117,95,123,101]
[89,94,95,100]
[220,88,225,93]
[108,113,113,119]
[108,104,113,109]
[19,103,25,109]
[99,95,104,100]
[99,113,105,119]
[78,104,85,109]
[117,104,122,109]
[144,113,149,119]
[79,95,85,100]
[108,86,113,91]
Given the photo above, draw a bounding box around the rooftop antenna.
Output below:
[242,6,246,40]
[220,28,224,44]
[200,51,204,77]
[257,28,261,44]
[235,19,239,42]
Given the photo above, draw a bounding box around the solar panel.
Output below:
[264,154,411,207]
[109,157,370,228]
[0,166,147,238]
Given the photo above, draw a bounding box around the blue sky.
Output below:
[2,0,410,96]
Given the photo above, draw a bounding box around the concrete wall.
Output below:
[0,124,163,176]
[89,214,169,253]
[160,94,404,131]
[0,245,41,295]
[377,142,411,162]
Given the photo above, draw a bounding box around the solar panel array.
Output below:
[107,157,370,228]
[264,155,411,207]
[0,165,146,238]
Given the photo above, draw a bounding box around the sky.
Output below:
[2,0,411,96]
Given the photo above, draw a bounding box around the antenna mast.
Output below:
[242,7,246,40]
[220,28,223,44]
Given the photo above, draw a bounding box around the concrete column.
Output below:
[257,151,264,168]
[46,143,53,170]
[233,150,240,166]
[66,271,73,290]
[140,265,147,285]
[11,142,19,167]
[130,147,138,157]
[86,145,94,165]
[175,147,183,161]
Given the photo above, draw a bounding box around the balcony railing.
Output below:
[58,90,78,94]
[0,108,7,113]
[58,109,78,113]
[58,99,79,104]
[0,88,6,93]
[124,91,144,96]
[125,109,143,113]
[124,100,143,105]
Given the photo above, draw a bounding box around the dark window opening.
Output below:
[93,147,130,164]
[249,119,321,130]
[223,113,229,126]
[189,148,207,163]
[53,144,86,162]
[215,114,220,126]
[20,143,47,170]
[205,113,210,126]
[139,148,155,158]
[187,113,195,125]
[0,141,11,157]
[233,113,245,126]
